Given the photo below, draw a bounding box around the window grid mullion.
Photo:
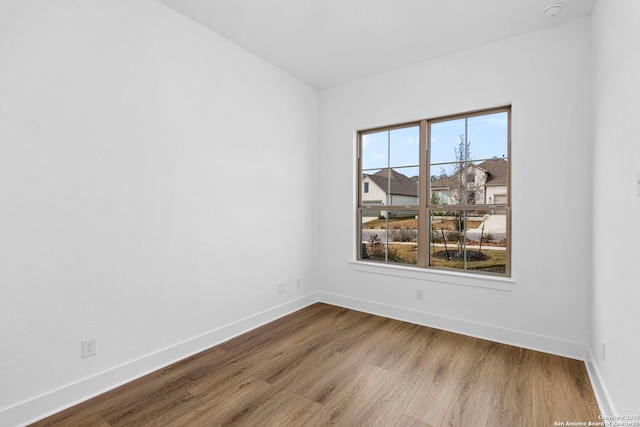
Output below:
[357,107,510,277]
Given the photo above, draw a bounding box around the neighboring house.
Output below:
[362,168,419,206]
[361,169,419,220]
[480,157,508,204]
[430,157,508,205]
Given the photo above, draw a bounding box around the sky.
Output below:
[361,111,508,178]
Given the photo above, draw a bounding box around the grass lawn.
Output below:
[429,246,506,272]
[430,218,483,230]
[365,243,506,274]
[364,216,418,229]
[364,216,483,230]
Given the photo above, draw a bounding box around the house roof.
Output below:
[430,174,455,190]
[430,157,508,189]
[366,168,418,197]
[477,157,508,186]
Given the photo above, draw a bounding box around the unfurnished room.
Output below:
[1,0,639,426]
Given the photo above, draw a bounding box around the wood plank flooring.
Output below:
[30,303,601,426]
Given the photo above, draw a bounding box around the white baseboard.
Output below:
[317,291,619,416]
[584,349,617,416]
[1,294,318,427]
[3,292,615,426]
[317,291,587,360]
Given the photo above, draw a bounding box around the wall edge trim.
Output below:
[317,291,587,359]
[5,292,614,426]
[584,348,617,416]
[1,294,318,427]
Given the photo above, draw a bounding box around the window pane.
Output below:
[390,126,419,169]
[361,169,385,205]
[430,118,466,166]
[361,167,419,206]
[467,112,508,160]
[360,210,418,265]
[428,209,508,275]
[362,126,420,206]
[430,112,508,205]
[362,131,388,171]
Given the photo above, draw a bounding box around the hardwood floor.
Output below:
[30,303,601,426]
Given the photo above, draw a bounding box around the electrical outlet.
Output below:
[277,282,286,294]
[82,338,96,358]
[415,289,424,300]
[296,278,301,289]
[601,340,606,362]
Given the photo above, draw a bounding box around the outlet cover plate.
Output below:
[82,338,96,358]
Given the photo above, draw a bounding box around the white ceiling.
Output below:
[156,0,595,89]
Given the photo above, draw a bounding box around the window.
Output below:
[357,107,510,276]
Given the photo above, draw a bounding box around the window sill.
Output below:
[349,261,516,291]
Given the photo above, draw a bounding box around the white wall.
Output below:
[319,18,593,356]
[0,1,319,424]
[591,0,640,415]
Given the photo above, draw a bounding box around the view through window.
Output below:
[357,107,510,276]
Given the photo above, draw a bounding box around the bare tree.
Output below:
[430,134,484,257]
[450,133,480,205]
[448,134,480,254]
